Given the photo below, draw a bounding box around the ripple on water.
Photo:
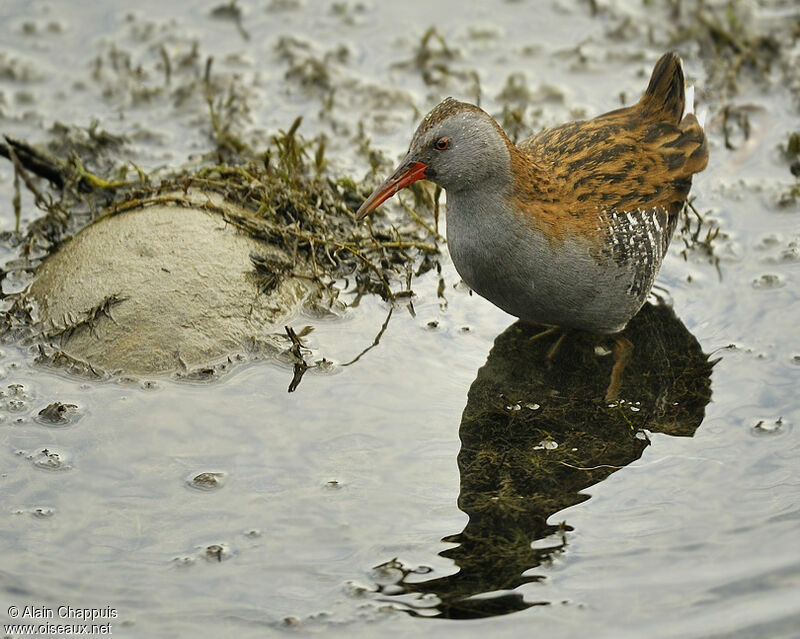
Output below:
[18,448,73,472]
[186,471,227,491]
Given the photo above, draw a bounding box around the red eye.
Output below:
[434,137,450,150]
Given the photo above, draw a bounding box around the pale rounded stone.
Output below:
[26,194,318,375]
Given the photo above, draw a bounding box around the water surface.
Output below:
[1,1,799,637]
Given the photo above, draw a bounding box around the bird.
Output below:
[356,52,708,398]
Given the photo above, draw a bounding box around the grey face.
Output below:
[356,100,513,220]
[405,110,512,193]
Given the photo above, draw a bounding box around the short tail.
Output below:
[640,52,685,124]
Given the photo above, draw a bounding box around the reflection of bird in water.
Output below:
[357,52,708,400]
[369,303,714,619]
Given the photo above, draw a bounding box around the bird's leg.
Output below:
[605,336,633,403]
[527,324,558,343]
[545,330,567,364]
[524,323,567,367]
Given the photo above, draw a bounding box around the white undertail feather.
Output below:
[696,103,708,129]
[683,69,707,128]
[685,85,694,114]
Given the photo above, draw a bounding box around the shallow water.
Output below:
[1,1,799,638]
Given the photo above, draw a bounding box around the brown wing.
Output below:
[514,52,708,224]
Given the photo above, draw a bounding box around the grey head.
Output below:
[356,98,512,219]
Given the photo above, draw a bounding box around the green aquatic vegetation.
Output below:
[209,0,250,41]
[393,26,480,98]
[691,3,781,89]
[1,74,442,309]
[777,131,800,206]
[785,132,800,157]
[395,26,459,88]
[780,131,800,176]
[276,36,348,109]
[0,46,443,383]
[584,0,797,105]
[777,183,800,208]
[353,121,391,178]
[679,199,722,278]
[642,1,789,98]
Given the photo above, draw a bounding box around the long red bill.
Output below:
[355,161,428,220]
